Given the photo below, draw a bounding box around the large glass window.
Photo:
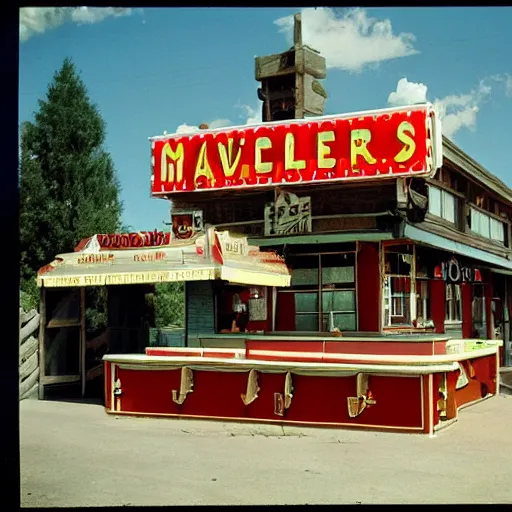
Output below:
[445,283,462,323]
[382,244,415,327]
[277,252,356,332]
[472,284,487,339]
[416,279,430,323]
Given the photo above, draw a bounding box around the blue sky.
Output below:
[19,7,512,232]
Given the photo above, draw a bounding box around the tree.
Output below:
[19,57,123,318]
[153,283,185,328]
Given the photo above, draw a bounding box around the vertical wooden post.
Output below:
[264,81,272,123]
[80,287,86,398]
[293,13,304,120]
[505,278,511,366]
[293,12,302,48]
[38,287,46,400]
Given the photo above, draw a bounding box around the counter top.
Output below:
[190,332,452,343]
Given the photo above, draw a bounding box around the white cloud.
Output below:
[388,77,428,106]
[174,118,232,134]
[387,77,492,139]
[20,7,134,42]
[235,104,262,125]
[172,106,262,135]
[175,124,200,135]
[274,7,418,73]
[208,118,232,129]
[506,75,512,97]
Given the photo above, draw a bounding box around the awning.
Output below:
[403,224,512,271]
[37,228,291,289]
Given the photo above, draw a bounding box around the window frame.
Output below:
[382,244,416,329]
[445,283,463,325]
[469,205,506,245]
[277,252,357,332]
[428,184,457,225]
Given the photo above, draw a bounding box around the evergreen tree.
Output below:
[20,57,123,312]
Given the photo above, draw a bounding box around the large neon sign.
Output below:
[150,103,441,196]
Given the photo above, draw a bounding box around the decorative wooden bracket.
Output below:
[172,367,194,405]
[274,371,294,416]
[466,360,475,379]
[438,373,448,419]
[241,369,260,406]
[347,373,376,418]
[456,362,469,390]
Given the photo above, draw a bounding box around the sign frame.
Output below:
[149,103,442,197]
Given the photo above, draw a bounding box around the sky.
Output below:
[19,7,512,232]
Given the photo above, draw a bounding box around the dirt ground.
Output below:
[19,392,512,507]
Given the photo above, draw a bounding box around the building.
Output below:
[38,103,507,433]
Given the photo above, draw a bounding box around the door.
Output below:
[39,287,86,399]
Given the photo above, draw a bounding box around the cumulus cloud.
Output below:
[174,118,232,134]
[388,77,428,106]
[175,124,200,135]
[274,7,418,73]
[20,7,134,42]
[387,77,492,139]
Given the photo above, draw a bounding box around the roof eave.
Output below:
[442,136,512,205]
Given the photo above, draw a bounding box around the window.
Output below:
[321,254,357,331]
[277,253,356,332]
[416,280,430,323]
[471,284,487,339]
[445,284,462,322]
[428,185,456,224]
[470,207,505,244]
[382,244,415,327]
[490,217,505,243]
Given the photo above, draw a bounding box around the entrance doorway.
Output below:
[39,284,155,401]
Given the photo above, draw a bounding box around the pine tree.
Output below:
[20,57,123,310]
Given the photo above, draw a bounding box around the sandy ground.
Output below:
[20,394,512,506]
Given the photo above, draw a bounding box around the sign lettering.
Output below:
[435,259,482,284]
[40,269,215,288]
[150,104,440,195]
[133,252,166,262]
[96,231,171,250]
[78,254,114,264]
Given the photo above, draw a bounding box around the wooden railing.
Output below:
[20,307,40,400]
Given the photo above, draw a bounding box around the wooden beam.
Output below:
[19,335,38,364]
[80,287,86,398]
[38,288,46,400]
[42,375,80,386]
[250,231,395,247]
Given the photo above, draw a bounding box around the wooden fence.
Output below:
[20,307,40,400]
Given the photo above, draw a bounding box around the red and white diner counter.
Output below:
[103,334,501,435]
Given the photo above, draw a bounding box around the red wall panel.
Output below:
[430,279,445,334]
[462,283,472,339]
[357,243,380,332]
[275,292,296,331]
